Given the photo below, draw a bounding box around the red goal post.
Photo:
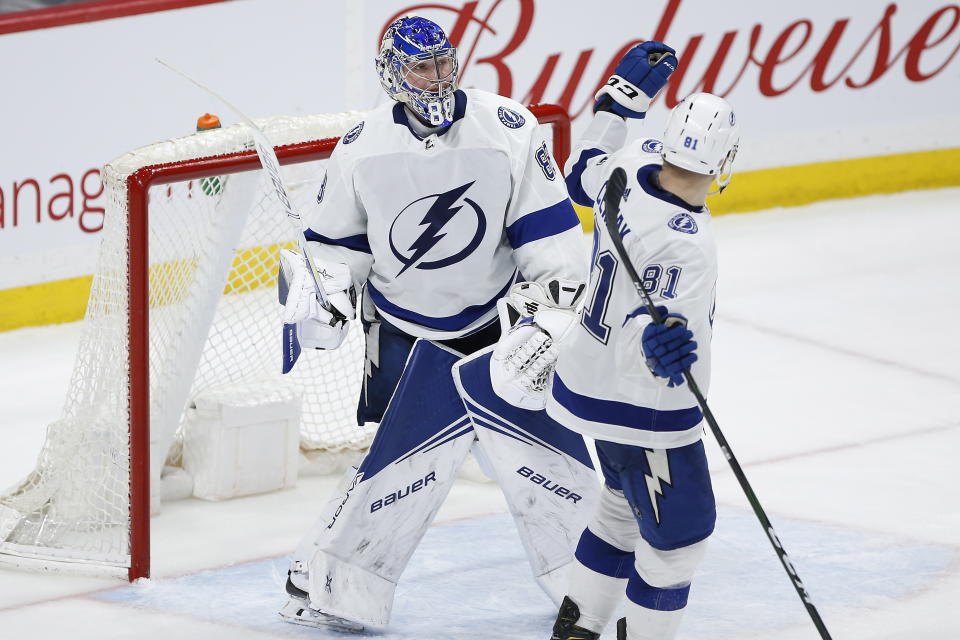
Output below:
[0,103,571,582]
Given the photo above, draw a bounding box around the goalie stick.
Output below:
[157,60,348,372]
[601,166,834,640]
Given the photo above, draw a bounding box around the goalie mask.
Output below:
[376,15,459,127]
[661,92,740,193]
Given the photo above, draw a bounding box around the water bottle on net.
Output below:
[196,113,224,196]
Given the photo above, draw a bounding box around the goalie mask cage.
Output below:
[0,104,571,581]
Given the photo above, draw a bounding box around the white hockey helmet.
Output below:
[662,92,740,191]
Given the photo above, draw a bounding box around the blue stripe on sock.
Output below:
[574,527,634,579]
[626,565,690,612]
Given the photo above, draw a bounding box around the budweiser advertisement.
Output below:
[0,0,957,294]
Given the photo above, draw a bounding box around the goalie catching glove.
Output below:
[278,248,356,373]
[490,279,586,410]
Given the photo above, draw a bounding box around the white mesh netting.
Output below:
[0,112,371,574]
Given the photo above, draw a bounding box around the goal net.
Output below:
[0,105,571,580]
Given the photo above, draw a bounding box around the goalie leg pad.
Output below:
[453,347,600,606]
[299,340,475,627]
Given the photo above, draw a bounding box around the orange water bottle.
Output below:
[196,113,224,195]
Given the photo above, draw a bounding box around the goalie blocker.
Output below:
[277,248,357,373]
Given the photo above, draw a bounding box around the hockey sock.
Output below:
[568,528,633,632]
[622,566,688,640]
[622,599,684,640]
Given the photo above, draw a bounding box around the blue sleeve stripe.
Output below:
[367,273,515,332]
[564,148,606,207]
[574,527,635,579]
[304,229,372,254]
[623,306,652,325]
[505,199,581,249]
[552,374,703,432]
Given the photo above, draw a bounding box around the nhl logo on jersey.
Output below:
[497,106,525,129]
[342,121,364,144]
[535,142,556,180]
[668,212,698,234]
[641,139,663,154]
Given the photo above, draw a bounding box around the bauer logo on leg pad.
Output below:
[370,471,437,513]
[517,466,582,503]
[326,471,364,530]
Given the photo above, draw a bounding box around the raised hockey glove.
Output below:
[490,279,586,410]
[594,41,678,119]
[641,311,697,387]
[278,248,356,373]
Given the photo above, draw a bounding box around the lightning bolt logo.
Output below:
[362,318,380,407]
[389,181,486,276]
[644,449,672,525]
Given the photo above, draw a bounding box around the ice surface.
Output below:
[2,188,958,639]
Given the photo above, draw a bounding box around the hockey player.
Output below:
[545,44,740,640]
[277,15,598,631]
[487,42,739,638]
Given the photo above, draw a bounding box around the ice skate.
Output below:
[550,595,600,640]
[278,571,365,633]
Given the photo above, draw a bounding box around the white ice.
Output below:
[1,188,958,639]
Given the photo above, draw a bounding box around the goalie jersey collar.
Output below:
[392,90,468,140]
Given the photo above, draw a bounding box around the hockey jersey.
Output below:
[304,89,585,340]
[546,113,717,449]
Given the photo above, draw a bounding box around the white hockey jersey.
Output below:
[546,113,716,449]
[305,89,586,340]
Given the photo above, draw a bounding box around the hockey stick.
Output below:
[156,59,340,314]
[157,60,347,372]
[601,167,834,639]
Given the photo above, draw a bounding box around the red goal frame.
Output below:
[123,104,572,580]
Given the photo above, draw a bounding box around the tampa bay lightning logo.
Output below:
[668,212,698,234]
[535,142,556,180]
[342,121,364,144]
[389,181,486,276]
[641,139,663,154]
[497,106,525,129]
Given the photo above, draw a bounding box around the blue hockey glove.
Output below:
[594,41,678,119]
[641,312,697,387]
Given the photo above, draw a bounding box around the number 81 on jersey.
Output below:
[580,251,683,344]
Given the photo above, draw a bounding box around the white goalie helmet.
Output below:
[662,92,740,192]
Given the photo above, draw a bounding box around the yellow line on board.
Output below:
[573,146,960,232]
[3,147,959,332]
[0,276,93,331]
[708,147,960,215]
[0,243,295,332]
